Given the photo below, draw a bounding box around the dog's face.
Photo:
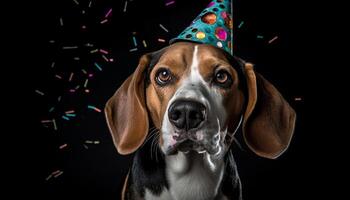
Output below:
[145,42,244,156]
[105,42,296,159]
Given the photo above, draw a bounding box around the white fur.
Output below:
[156,45,230,200]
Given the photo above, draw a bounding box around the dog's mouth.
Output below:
[165,137,219,155]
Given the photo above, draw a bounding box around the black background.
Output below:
[9,0,334,199]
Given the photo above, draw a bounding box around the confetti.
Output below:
[94,62,102,71]
[59,17,63,26]
[132,36,137,46]
[294,97,303,101]
[59,144,68,149]
[105,8,112,18]
[85,140,100,144]
[46,170,64,181]
[69,72,74,82]
[84,79,89,88]
[257,35,264,39]
[62,116,70,120]
[52,170,61,175]
[72,0,79,5]
[83,144,89,149]
[81,69,87,74]
[102,55,109,62]
[158,38,166,43]
[62,46,78,50]
[87,105,101,112]
[159,24,169,32]
[268,36,279,44]
[142,40,147,48]
[88,0,92,7]
[109,58,114,62]
[45,174,53,181]
[49,40,55,43]
[74,57,80,60]
[49,107,55,112]
[65,110,75,114]
[238,21,244,29]
[55,74,62,79]
[41,119,52,123]
[100,19,108,24]
[123,1,128,12]
[99,49,109,54]
[54,171,64,178]
[90,49,98,53]
[85,43,93,47]
[66,113,76,117]
[165,1,175,6]
[35,90,45,96]
[51,62,55,68]
[129,48,138,52]
[52,119,57,130]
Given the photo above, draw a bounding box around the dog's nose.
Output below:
[168,100,206,131]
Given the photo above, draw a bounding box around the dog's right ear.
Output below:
[104,54,152,155]
[242,62,296,159]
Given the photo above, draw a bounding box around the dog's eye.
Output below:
[214,70,232,87]
[155,68,172,86]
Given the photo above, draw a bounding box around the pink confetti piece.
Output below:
[65,110,75,114]
[99,49,109,54]
[105,8,112,18]
[294,97,303,101]
[158,38,166,43]
[268,36,279,44]
[165,1,175,6]
[54,171,64,178]
[59,144,68,149]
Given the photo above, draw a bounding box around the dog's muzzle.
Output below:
[167,99,216,154]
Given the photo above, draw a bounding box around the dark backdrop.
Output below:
[14,0,328,199]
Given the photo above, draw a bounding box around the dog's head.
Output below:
[105,42,296,159]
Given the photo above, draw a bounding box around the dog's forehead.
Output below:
[157,42,229,69]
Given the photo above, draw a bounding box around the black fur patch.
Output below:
[131,131,168,197]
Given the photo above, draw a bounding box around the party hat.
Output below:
[170,0,233,55]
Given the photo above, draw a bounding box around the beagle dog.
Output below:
[105,42,296,200]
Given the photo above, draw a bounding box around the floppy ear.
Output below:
[242,63,296,159]
[104,54,151,155]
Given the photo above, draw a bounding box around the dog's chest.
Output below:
[145,152,225,200]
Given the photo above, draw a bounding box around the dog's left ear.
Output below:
[242,63,296,159]
[104,54,151,155]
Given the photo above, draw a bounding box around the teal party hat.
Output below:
[170,0,233,55]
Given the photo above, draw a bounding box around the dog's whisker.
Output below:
[150,131,160,162]
[232,136,244,151]
[141,128,160,148]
